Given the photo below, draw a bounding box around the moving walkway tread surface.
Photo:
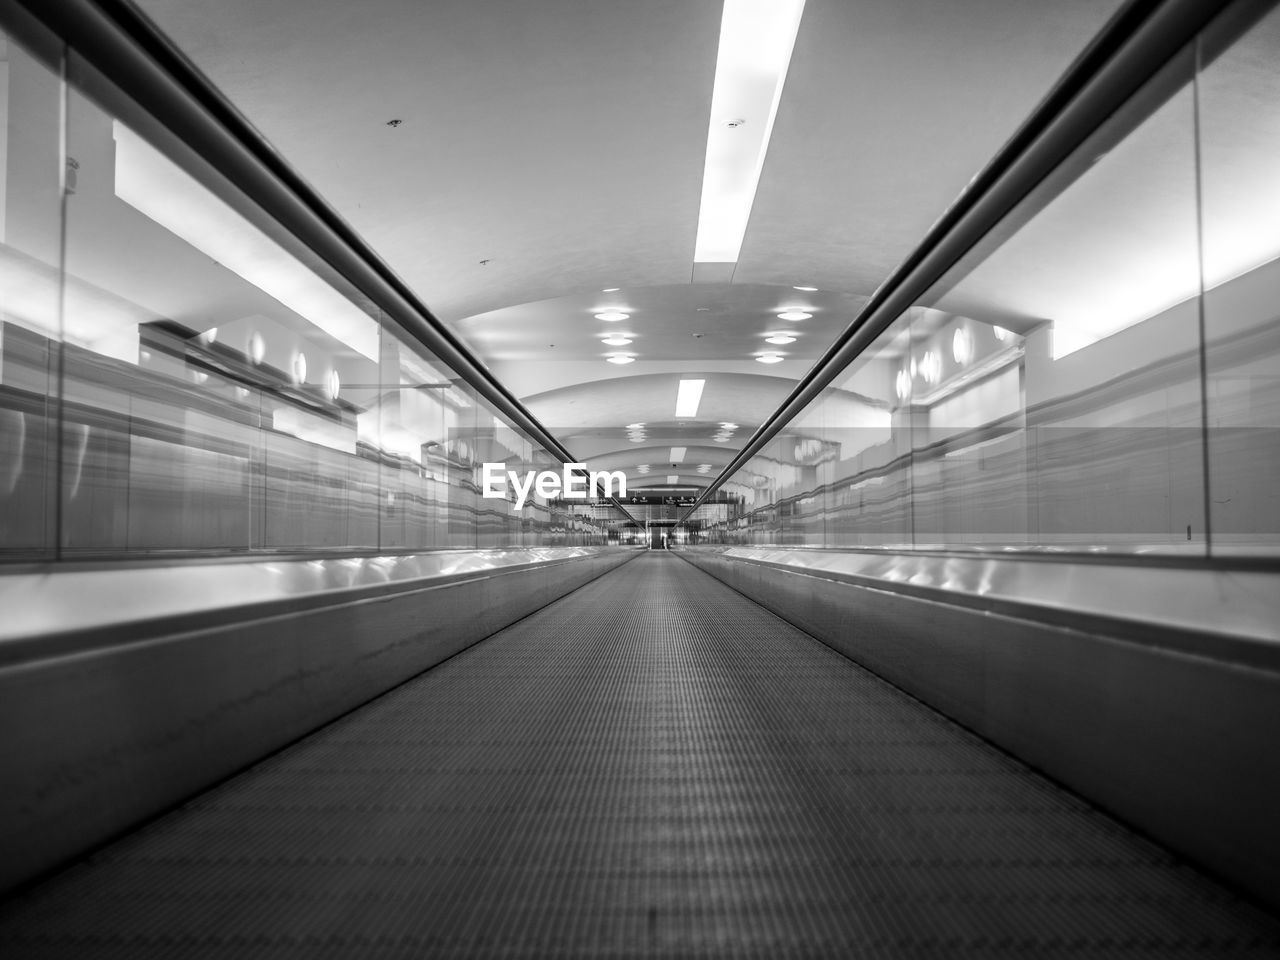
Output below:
[1,552,1277,958]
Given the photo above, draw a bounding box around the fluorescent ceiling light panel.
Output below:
[669,447,687,462]
[667,475,679,484]
[675,378,706,418]
[113,123,380,361]
[694,0,806,263]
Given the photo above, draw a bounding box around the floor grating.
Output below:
[2,552,1278,957]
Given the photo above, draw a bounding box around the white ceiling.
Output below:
[134,0,1125,489]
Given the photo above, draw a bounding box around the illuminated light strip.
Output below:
[675,378,705,418]
[693,0,807,264]
[113,122,380,361]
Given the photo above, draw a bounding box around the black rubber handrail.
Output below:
[2,0,634,521]
[678,0,1260,524]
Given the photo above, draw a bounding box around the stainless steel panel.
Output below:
[708,545,1280,646]
[0,548,637,893]
[0,546,620,647]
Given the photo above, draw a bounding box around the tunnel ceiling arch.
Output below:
[134,0,1126,492]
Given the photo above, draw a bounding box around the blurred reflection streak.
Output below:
[0,410,25,494]
[0,546,608,644]
[714,547,1280,643]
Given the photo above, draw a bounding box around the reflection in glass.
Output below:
[1199,6,1280,556]
[0,35,617,561]
[699,7,1280,558]
[0,31,62,559]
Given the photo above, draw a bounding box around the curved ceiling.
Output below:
[135,0,1125,494]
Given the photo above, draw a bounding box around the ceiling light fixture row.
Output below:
[713,420,738,443]
[595,302,636,362]
[753,301,813,360]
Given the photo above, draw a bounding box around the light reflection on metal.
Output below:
[700,547,1280,644]
[0,548,620,645]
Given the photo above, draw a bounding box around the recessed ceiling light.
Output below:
[777,311,811,321]
[601,335,632,346]
[626,423,645,429]
[714,436,731,442]
[720,422,738,429]
[602,287,620,292]
[756,353,784,364]
[765,334,795,344]
[921,349,941,384]
[595,311,629,322]
[694,0,807,263]
[607,354,635,364]
[630,437,647,443]
[675,379,705,418]
[667,475,679,484]
[793,285,818,291]
[895,368,911,402]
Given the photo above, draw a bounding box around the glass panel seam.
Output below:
[52,41,69,562]
[1191,37,1214,557]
